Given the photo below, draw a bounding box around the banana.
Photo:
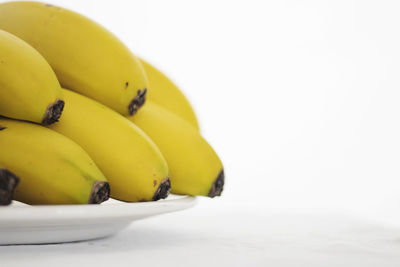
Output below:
[48,89,170,202]
[140,58,200,130]
[0,1,148,116]
[127,102,224,197]
[0,29,63,125]
[0,167,19,205]
[0,118,110,205]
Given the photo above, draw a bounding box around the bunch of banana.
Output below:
[0,1,224,206]
[0,118,109,205]
[49,89,170,202]
[128,102,223,197]
[135,61,225,197]
[139,58,200,130]
[0,29,63,125]
[0,1,147,116]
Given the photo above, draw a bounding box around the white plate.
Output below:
[0,196,197,245]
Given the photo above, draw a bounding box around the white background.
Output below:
[82,0,400,223]
[3,0,400,266]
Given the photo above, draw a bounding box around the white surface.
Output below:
[2,199,400,267]
[0,196,196,245]
[2,0,400,265]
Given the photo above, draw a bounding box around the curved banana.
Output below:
[128,102,223,197]
[49,89,170,202]
[140,58,200,130]
[0,167,19,205]
[0,1,148,115]
[0,118,109,205]
[0,29,63,125]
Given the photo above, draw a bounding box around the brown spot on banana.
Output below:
[0,169,20,205]
[0,126,6,130]
[208,169,224,197]
[128,88,147,115]
[89,181,110,204]
[42,99,65,125]
[152,176,171,201]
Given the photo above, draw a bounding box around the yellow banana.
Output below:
[0,29,63,125]
[0,166,19,205]
[140,58,200,130]
[0,1,148,115]
[0,118,109,205]
[49,89,170,202]
[127,102,223,197]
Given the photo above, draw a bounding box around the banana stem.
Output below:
[152,176,171,201]
[128,88,147,115]
[42,99,65,125]
[0,169,19,205]
[89,181,110,204]
[208,169,224,197]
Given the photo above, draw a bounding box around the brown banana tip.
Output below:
[89,181,110,204]
[42,99,65,125]
[0,169,20,206]
[208,169,224,198]
[152,176,171,201]
[128,88,147,115]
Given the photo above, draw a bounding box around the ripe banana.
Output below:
[0,118,110,205]
[127,102,224,197]
[0,167,19,205]
[0,29,63,125]
[49,89,170,202]
[0,1,148,116]
[140,58,200,130]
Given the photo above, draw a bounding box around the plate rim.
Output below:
[0,196,198,224]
